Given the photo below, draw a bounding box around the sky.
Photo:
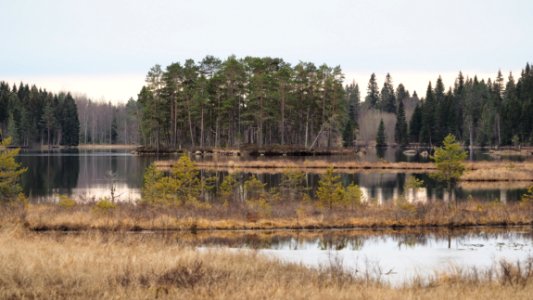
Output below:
[0,0,532,103]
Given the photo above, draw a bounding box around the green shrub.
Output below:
[244,176,266,201]
[344,183,363,210]
[141,155,203,207]
[405,176,424,189]
[316,167,344,210]
[521,186,533,204]
[219,174,238,205]
[58,195,76,209]
[94,198,116,212]
[0,137,27,201]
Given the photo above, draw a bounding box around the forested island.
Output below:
[1,57,532,150]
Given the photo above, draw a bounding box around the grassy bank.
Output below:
[3,199,533,232]
[1,227,532,299]
[156,159,533,181]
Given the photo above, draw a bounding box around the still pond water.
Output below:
[206,228,533,285]
[17,148,528,204]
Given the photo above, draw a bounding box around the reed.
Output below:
[1,227,532,299]
[2,198,532,232]
[156,159,533,181]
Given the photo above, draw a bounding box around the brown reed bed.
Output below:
[1,226,533,299]
[155,159,533,181]
[3,198,532,232]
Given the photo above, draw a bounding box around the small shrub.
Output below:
[186,197,212,210]
[94,198,116,212]
[316,167,344,210]
[431,134,467,185]
[405,175,424,189]
[281,169,307,201]
[246,197,272,218]
[521,186,533,204]
[57,195,76,209]
[0,137,27,201]
[344,183,363,210]
[396,197,417,213]
[219,174,238,204]
[244,176,266,201]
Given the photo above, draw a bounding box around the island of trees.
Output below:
[1,58,532,150]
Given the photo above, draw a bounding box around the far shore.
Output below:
[26,144,140,151]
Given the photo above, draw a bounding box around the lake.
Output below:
[17,148,529,203]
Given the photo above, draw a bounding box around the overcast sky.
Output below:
[1,0,531,102]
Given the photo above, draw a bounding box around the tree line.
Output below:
[407,64,533,147]
[0,82,141,147]
[0,82,79,147]
[1,60,532,149]
[137,56,348,150]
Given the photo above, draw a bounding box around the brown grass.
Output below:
[3,198,533,232]
[462,162,533,181]
[1,227,533,299]
[156,159,533,181]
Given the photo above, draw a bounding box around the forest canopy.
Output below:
[1,59,532,149]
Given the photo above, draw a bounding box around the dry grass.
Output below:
[462,162,533,181]
[2,198,533,232]
[1,227,533,299]
[156,159,533,181]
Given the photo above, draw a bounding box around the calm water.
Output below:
[17,149,528,203]
[197,228,533,285]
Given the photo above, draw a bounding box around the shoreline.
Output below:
[5,200,532,233]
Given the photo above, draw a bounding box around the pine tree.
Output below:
[431,134,467,185]
[0,137,27,201]
[376,118,386,147]
[316,167,344,210]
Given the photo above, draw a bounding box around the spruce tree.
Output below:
[420,82,436,145]
[381,73,396,113]
[342,119,355,147]
[395,100,408,146]
[59,94,80,146]
[365,73,380,108]
[376,118,386,147]
[395,83,410,103]
[409,104,422,143]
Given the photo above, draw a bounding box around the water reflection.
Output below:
[16,150,529,203]
[17,149,159,202]
[192,228,533,285]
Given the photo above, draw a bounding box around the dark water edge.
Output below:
[16,148,529,203]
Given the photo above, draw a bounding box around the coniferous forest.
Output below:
[0,82,79,146]
[1,58,533,149]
